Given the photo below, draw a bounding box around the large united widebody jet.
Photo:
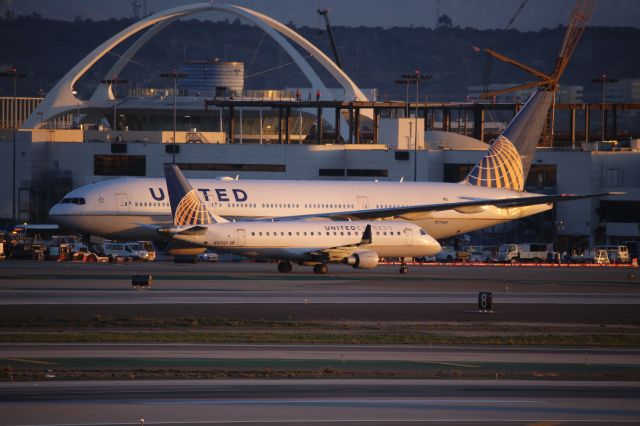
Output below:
[49,89,618,244]
[158,164,441,274]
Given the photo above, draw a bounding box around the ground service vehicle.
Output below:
[594,245,630,264]
[435,246,458,262]
[497,243,558,263]
[102,242,150,261]
[468,246,495,263]
[570,249,610,264]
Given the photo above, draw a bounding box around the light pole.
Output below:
[101,77,129,132]
[160,70,187,163]
[591,74,618,142]
[0,67,26,222]
[72,89,80,128]
[398,71,431,181]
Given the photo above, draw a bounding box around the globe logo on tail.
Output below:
[174,190,214,226]
[463,135,524,191]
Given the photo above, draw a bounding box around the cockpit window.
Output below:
[60,197,86,205]
[419,229,428,235]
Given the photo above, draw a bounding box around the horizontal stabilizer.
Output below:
[156,225,208,236]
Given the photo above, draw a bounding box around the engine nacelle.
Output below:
[344,250,380,269]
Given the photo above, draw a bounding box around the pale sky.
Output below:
[10,0,640,30]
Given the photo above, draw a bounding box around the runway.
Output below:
[2,343,640,365]
[2,261,639,323]
[2,379,640,425]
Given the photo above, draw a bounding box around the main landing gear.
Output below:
[399,258,409,274]
[313,263,329,274]
[277,261,293,273]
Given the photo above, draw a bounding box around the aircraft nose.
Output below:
[424,234,442,256]
[48,203,75,230]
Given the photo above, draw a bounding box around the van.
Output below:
[594,245,630,264]
[102,241,149,261]
[435,246,457,262]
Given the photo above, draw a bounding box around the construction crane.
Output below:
[477,0,595,146]
[479,0,595,99]
[317,9,342,69]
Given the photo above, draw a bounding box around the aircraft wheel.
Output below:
[277,261,293,273]
[313,264,328,274]
[399,265,408,274]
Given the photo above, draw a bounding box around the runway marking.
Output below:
[527,422,563,426]
[1,357,56,365]
[141,398,541,405]
[429,361,479,368]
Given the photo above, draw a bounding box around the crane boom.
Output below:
[317,9,342,69]
[479,0,595,98]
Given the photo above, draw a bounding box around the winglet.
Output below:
[359,224,372,245]
[163,163,228,226]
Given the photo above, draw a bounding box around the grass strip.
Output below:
[1,332,638,347]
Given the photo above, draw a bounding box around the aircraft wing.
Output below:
[307,224,373,262]
[261,191,623,222]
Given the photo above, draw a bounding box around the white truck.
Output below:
[497,243,559,263]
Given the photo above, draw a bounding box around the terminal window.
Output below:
[94,155,146,176]
[599,201,640,223]
[346,169,388,177]
[176,163,285,172]
[526,165,557,189]
[319,168,345,176]
[443,163,473,182]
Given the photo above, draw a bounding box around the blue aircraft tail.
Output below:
[163,163,227,226]
[463,90,554,191]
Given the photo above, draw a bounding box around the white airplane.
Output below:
[158,164,441,274]
[49,89,618,245]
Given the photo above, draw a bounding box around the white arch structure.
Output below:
[23,3,370,129]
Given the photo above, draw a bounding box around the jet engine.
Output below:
[344,250,380,269]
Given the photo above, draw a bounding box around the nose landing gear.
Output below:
[399,258,408,274]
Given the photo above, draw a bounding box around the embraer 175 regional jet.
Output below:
[160,164,441,273]
[49,89,618,247]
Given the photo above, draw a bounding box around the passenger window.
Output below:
[288,232,292,236]
[252,232,255,236]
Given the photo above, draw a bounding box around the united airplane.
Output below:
[49,89,618,244]
[159,164,441,274]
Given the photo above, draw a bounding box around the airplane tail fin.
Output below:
[462,90,554,191]
[163,163,228,226]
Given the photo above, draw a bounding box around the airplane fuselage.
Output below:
[49,177,552,240]
[168,220,441,261]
